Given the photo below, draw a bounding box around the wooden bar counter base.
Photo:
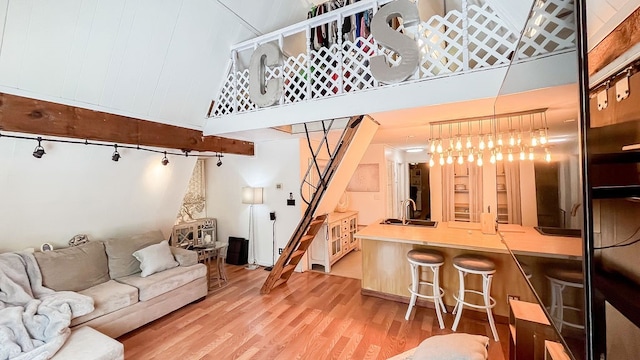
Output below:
[355,221,582,319]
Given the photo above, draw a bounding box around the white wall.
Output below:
[346,144,387,226]
[205,138,301,267]
[0,134,195,252]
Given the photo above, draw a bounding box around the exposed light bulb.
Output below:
[479,136,486,150]
[467,152,474,163]
[447,153,453,164]
[487,136,494,149]
[429,158,435,167]
[519,148,525,161]
[496,150,503,161]
[497,134,503,146]
[477,156,483,167]
[508,151,514,162]
[457,153,464,165]
[539,129,547,144]
[436,142,443,153]
[466,136,472,149]
[545,149,551,162]
[455,137,462,151]
[430,141,436,153]
[439,156,445,166]
[509,133,515,146]
[490,153,496,164]
[531,135,538,147]
[529,148,535,161]
[517,133,522,146]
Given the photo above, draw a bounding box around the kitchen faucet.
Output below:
[401,198,417,225]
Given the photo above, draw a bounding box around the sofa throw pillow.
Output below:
[412,333,489,360]
[104,230,164,279]
[34,240,110,292]
[132,240,178,277]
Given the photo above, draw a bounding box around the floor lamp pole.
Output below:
[245,204,259,270]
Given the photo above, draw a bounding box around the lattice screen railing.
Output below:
[211,0,575,118]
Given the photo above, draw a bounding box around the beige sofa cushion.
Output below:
[52,326,123,360]
[34,241,110,292]
[71,280,139,327]
[170,246,198,267]
[116,264,206,301]
[132,240,178,277]
[104,230,164,279]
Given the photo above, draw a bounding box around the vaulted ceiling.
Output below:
[0,0,637,151]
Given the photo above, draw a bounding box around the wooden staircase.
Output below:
[260,115,366,294]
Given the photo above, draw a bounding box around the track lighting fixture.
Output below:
[215,152,224,167]
[32,137,45,158]
[161,152,169,166]
[111,145,121,162]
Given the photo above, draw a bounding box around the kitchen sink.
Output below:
[380,218,438,227]
[534,226,581,237]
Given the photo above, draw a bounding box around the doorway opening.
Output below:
[408,163,431,220]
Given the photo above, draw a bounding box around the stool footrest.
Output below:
[453,289,496,309]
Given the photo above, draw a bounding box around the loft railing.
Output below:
[210,0,574,118]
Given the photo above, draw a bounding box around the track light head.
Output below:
[215,152,223,167]
[32,137,45,158]
[217,158,222,167]
[161,152,169,166]
[112,145,120,162]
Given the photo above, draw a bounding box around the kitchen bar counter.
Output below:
[355,221,582,318]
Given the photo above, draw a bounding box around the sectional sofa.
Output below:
[32,230,208,359]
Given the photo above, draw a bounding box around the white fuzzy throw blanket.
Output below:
[0,252,94,360]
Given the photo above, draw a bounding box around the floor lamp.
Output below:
[242,186,263,270]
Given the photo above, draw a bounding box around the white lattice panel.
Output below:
[517,0,575,59]
[418,11,465,76]
[466,3,518,69]
[309,44,341,98]
[284,54,309,104]
[342,36,377,92]
[211,0,575,118]
[213,73,235,116]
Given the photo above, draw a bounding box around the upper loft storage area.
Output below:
[204,0,576,135]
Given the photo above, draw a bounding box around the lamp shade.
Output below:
[242,187,263,204]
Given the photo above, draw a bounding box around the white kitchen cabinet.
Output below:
[309,211,358,273]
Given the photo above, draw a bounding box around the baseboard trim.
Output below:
[360,288,508,324]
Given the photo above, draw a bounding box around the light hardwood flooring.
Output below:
[118,264,509,359]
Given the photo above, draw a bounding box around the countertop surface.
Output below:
[355,220,583,259]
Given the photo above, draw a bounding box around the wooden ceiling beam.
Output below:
[588,7,640,77]
[0,92,254,156]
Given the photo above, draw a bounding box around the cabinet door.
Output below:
[329,223,342,262]
[348,216,358,250]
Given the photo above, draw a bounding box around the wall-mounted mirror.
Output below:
[493,0,584,359]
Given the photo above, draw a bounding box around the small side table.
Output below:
[193,243,228,290]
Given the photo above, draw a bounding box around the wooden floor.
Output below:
[119,265,509,360]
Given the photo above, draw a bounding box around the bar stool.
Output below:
[520,262,533,279]
[546,267,584,332]
[451,254,499,341]
[405,249,447,329]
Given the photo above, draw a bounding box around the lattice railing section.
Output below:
[211,0,575,118]
[517,0,575,59]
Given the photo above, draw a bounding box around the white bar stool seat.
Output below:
[451,254,499,341]
[405,249,447,329]
[546,267,584,332]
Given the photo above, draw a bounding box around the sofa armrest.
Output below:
[170,247,198,267]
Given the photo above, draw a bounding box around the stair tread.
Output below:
[300,234,315,242]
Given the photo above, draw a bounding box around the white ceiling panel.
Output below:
[587,0,640,49]
[74,1,128,105]
[0,0,35,88]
